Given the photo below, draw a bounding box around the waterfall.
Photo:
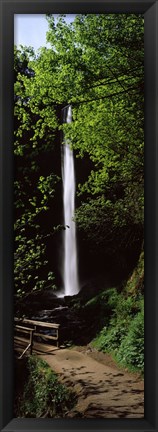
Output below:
[61,105,79,296]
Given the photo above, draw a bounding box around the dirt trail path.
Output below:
[38,345,144,418]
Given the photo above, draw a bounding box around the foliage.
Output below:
[59,14,144,254]
[92,291,144,373]
[117,306,144,370]
[14,47,61,302]
[92,252,144,373]
[15,356,76,417]
[14,14,144,300]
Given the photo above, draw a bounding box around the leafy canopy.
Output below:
[14,13,144,300]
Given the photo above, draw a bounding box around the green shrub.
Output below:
[92,317,128,352]
[15,356,76,417]
[92,291,144,373]
[83,288,117,330]
[116,307,144,371]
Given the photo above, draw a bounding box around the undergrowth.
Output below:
[91,252,144,374]
[14,355,76,417]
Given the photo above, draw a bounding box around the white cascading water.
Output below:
[62,105,79,296]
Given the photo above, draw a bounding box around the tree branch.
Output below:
[73,82,143,106]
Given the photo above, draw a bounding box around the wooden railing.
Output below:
[14,317,60,358]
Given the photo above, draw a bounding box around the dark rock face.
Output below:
[16,257,140,346]
[18,287,101,345]
[32,303,88,345]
